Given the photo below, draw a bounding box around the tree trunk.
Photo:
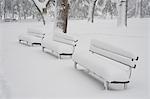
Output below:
[12,1,14,19]
[64,4,69,33]
[135,0,142,18]
[91,0,98,23]
[12,8,14,19]
[24,12,26,20]
[54,0,69,33]
[117,0,127,27]
[88,0,98,23]
[140,0,143,18]
[32,14,35,19]
[4,0,6,19]
[18,7,21,20]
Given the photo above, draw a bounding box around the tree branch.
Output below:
[46,0,51,8]
[31,0,46,25]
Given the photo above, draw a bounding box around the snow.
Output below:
[34,0,49,12]
[0,18,149,99]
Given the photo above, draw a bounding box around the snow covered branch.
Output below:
[31,0,46,25]
[31,0,53,25]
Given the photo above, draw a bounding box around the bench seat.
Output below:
[19,28,45,46]
[73,47,130,82]
[19,34,42,46]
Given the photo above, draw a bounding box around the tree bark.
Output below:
[140,0,143,18]
[91,0,98,23]
[88,0,98,23]
[18,5,21,20]
[64,4,69,33]
[54,0,69,33]
[4,0,6,19]
[135,0,142,18]
[117,0,127,27]
[46,0,52,8]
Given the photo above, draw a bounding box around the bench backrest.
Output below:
[90,39,137,68]
[27,28,45,38]
[53,33,77,46]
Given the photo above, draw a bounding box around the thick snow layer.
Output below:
[0,19,149,99]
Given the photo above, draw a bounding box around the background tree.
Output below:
[31,0,46,25]
[31,0,55,25]
[88,0,98,23]
[117,0,127,26]
[141,0,150,18]
[54,0,69,33]
[69,0,89,19]
[0,0,150,22]
[0,0,4,19]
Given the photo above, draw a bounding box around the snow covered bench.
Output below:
[19,28,45,46]
[41,33,78,59]
[72,39,138,90]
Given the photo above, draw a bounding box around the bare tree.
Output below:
[88,0,118,22]
[31,0,46,25]
[0,0,4,19]
[54,0,69,33]
[117,0,127,26]
[88,0,98,23]
[135,0,143,18]
[3,0,7,19]
[31,0,53,25]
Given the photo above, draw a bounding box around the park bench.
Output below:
[19,28,45,46]
[72,39,138,90]
[41,33,78,59]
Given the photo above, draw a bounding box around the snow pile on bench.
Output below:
[72,39,138,90]
[41,33,78,59]
[19,28,45,46]
[90,39,138,68]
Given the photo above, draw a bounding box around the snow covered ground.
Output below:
[0,19,149,99]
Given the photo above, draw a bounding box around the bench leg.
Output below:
[57,54,61,59]
[19,40,22,43]
[27,42,32,46]
[104,81,109,90]
[124,83,127,89]
[29,43,32,46]
[59,55,61,59]
[42,47,45,52]
[74,62,78,69]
